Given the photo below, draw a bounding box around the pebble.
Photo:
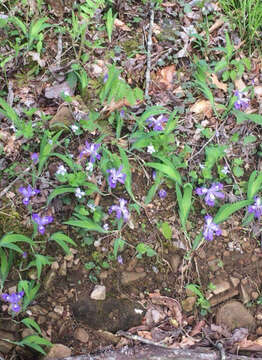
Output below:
[182,297,196,312]
[121,271,146,285]
[90,285,106,300]
[216,301,255,331]
[44,343,71,359]
[74,327,89,343]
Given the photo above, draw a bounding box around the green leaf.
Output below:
[192,233,204,251]
[50,232,77,255]
[213,199,252,224]
[233,166,244,178]
[64,219,106,233]
[176,183,193,229]
[22,318,42,335]
[145,172,163,204]
[118,146,135,201]
[160,222,172,240]
[47,187,76,204]
[186,284,204,299]
[247,171,262,200]
[113,238,125,259]
[51,153,79,171]
[233,110,262,125]
[146,162,181,184]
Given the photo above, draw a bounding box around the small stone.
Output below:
[182,297,196,312]
[45,82,75,100]
[74,327,89,343]
[97,330,120,344]
[121,271,146,285]
[44,343,71,359]
[54,305,64,315]
[216,301,255,331]
[212,278,231,295]
[169,254,181,273]
[90,285,106,300]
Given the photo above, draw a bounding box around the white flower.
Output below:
[103,223,109,231]
[147,145,155,154]
[221,166,229,175]
[48,139,53,144]
[75,187,85,199]
[71,125,79,133]
[199,164,205,169]
[87,203,96,211]
[56,165,67,176]
[86,162,94,172]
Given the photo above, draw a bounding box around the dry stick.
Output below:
[0,166,31,198]
[144,1,154,102]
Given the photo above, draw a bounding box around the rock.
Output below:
[90,285,106,300]
[121,271,146,285]
[97,330,120,344]
[49,106,75,130]
[0,330,15,354]
[169,254,181,273]
[72,296,145,332]
[43,269,57,291]
[45,81,75,99]
[44,343,71,359]
[212,277,231,295]
[216,301,255,331]
[74,327,89,343]
[182,297,196,312]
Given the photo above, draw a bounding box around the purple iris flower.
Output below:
[80,142,101,163]
[103,73,108,83]
[117,255,123,264]
[158,189,167,199]
[234,90,249,111]
[195,182,224,206]
[109,198,129,222]
[1,291,24,313]
[248,197,262,219]
[32,214,53,235]
[31,153,39,164]
[203,215,221,241]
[146,114,168,131]
[19,185,40,206]
[107,166,126,188]
[120,110,125,118]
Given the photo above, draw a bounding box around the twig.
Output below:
[145,1,154,102]
[0,166,31,198]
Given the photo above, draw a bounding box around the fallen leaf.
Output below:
[237,336,262,351]
[190,99,213,118]
[156,65,176,90]
[28,51,45,67]
[190,320,206,337]
[137,331,152,340]
[150,295,182,326]
[114,18,131,32]
[234,78,246,92]
[210,74,227,92]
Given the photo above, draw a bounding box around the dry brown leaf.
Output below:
[210,74,227,92]
[190,99,213,118]
[173,86,185,96]
[156,65,176,90]
[149,295,182,326]
[190,320,206,337]
[234,78,246,91]
[238,336,262,351]
[114,18,131,32]
[161,2,177,7]
[137,331,152,340]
